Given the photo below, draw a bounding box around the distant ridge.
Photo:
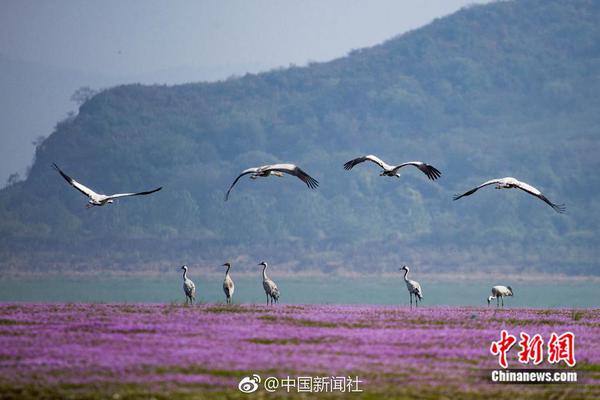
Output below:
[1,0,599,275]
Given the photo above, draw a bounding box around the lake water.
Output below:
[0,275,597,308]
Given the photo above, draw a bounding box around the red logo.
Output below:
[490,330,517,368]
[491,331,576,368]
[548,332,576,367]
[518,333,544,365]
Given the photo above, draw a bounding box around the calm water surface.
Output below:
[0,275,597,308]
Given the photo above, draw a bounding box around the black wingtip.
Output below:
[422,164,442,180]
[553,204,566,213]
[52,162,73,184]
[343,161,354,170]
[452,194,462,201]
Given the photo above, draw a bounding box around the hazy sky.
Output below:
[0,0,488,184]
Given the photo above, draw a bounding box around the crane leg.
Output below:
[501,297,504,307]
[409,293,412,309]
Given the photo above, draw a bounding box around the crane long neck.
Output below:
[182,269,187,281]
[225,265,231,276]
[403,268,409,282]
[262,264,268,280]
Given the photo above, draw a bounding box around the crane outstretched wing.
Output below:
[52,163,99,199]
[452,179,501,201]
[107,187,162,200]
[343,155,388,170]
[515,181,566,213]
[224,167,259,201]
[266,164,319,189]
[393,161,442,180]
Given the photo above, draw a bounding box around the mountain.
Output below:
[1,0,599,275]
[0,53,272,186]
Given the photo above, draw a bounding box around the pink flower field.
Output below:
[0,303,599,399]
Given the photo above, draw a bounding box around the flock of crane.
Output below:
[178,261,512,308]
[52,152,564,308]
[181,261,281,306]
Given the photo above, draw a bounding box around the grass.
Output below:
[0,318,34,326]
[154,366,251,377]
[1,304,597,399]
[247,337,338,345]
[205,305,270,314]
[257,315,373,329]
[490,318,564,326]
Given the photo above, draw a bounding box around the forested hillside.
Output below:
[1,0,599,275]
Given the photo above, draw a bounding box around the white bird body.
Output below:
[401,265,423,308]
[225,163,318,200]
[259,261,280,305]
[488,285,513,307]
[52,163,161,208]
[181,265,196,305]
[222,263,235,304]
[344,154,441,180]
[454,177,565,213]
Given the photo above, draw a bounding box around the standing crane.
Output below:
[400,265,423,308]
[487,285,513,307]
[180,265,196,305]
[222,262,235,304]
[259,261,280,305]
